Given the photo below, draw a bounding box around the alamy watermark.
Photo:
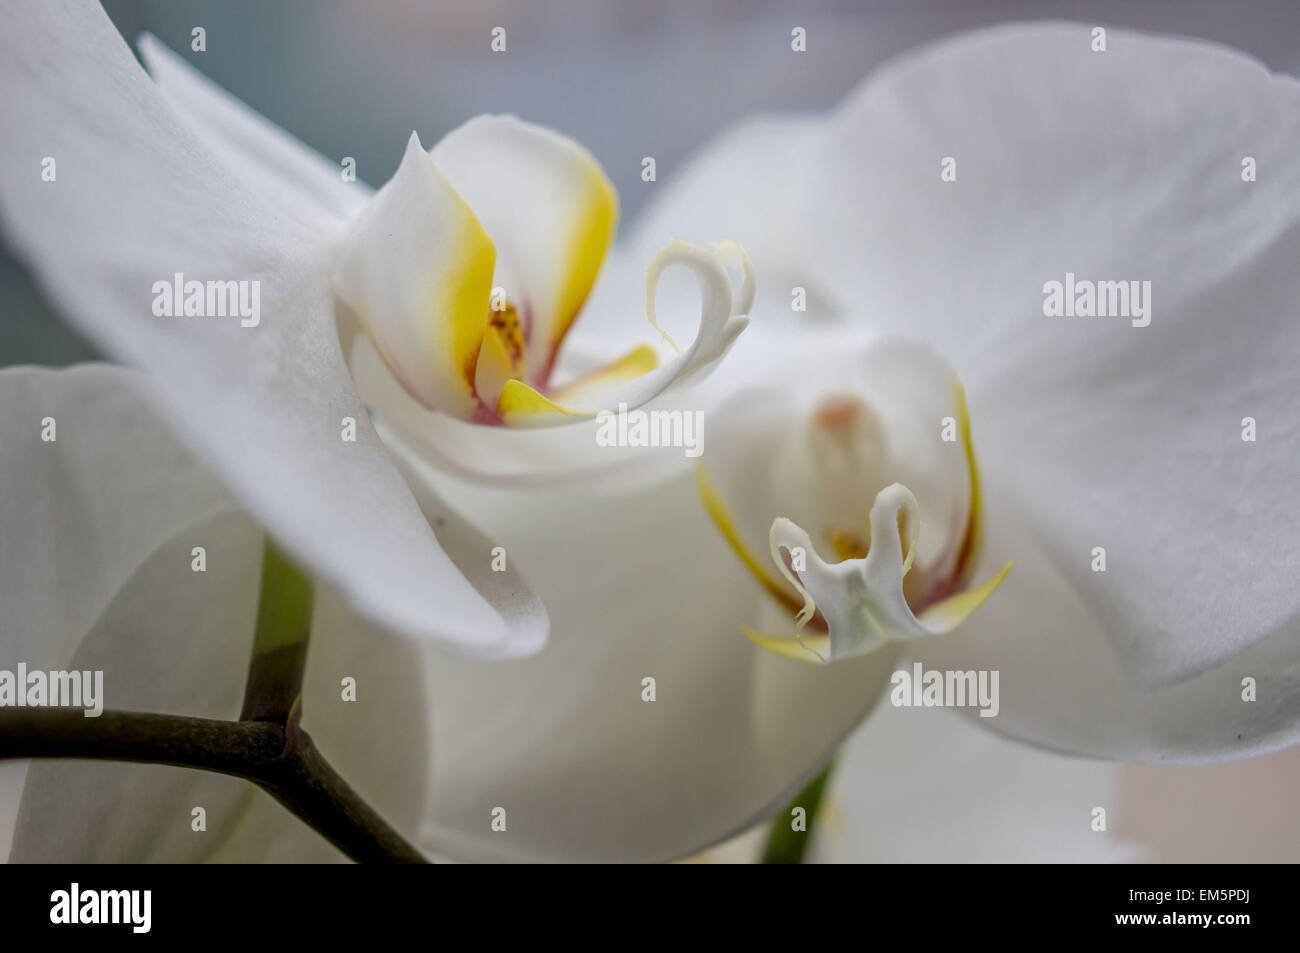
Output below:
[594,403,704,458]
[0,663,103,717]
[50,884,151,933]
[1042,272,1151,327]
[152,272,261,327]
[890,662,999,718]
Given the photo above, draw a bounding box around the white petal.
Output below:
[799,23,1300,684]
[702,337,977,569]
[9,513,273,862]
[770,487,921,660]
[333,132,497,420]
[412,469,897,862]
[694,336,1005,655]
[494,239,751,426]
[0,366,234,669]
[609,116,828,346]
[379,426,548,656]
[0,3,527,655]
[347,331,680,488]
[819,703,1148,862]
[768,486,1009,661]
[911,489,1300,763]
[430,115,618,386]
[0,363,236,860]
[137,34,370,230]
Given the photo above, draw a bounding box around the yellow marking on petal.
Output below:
[953,378,983,580]
[334,134,497,417]
[828,514,913,569]
[741,624,830,664]
[906,375,983,607]
[695,467,804,616]
[545,157,619,365]
[496,378,589,428]
[549,343,659,403]
[432,173,498,398]
[488,301,527,378]
[827,528,868,562]
[919,561,1013,632]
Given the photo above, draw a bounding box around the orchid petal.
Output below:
[911,491,1300,763]
[0,364,236,859]
[698,337,978,576]
[333,131,498,420]
[824,703,1147,862]
[496,239,751,427]
[412,469,898,862]
[696,337,1003,659]
[609,116,826,345]
[346,332,684,488]
[695,467,804,617]
[768,486,1011,663]
[137,33,369,229]
[799,23,1300,685]
[430,115,618,385]
[0,3,528,654]
[547,344,659,406]
[742,624,832,662]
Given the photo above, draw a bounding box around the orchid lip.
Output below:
[699,379,1011,665]
[331,121,753,433]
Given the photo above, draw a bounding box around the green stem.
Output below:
[0,707,427,863]
[761,762,835,864]
[240,540,314,723]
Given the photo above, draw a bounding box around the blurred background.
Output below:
[4,0,1300,861]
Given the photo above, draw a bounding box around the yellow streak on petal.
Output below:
[545,157,619,362]
[695,467,804,616]
[918,561,1013,633]
[827,528,868,562]
[488,301,527,377]
[434,176,498,399]
[741,624,831,664]
[549,343,659,404]
[953,378,984,580]
[496,378,590,428]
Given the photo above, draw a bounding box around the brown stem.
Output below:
[0,707,427,864]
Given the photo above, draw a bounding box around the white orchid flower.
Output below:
[5,8,1300,866]
[0,363,1128,864]
[638,21,1300,766]
[697,336,1012,666]
[0,1,752,660]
